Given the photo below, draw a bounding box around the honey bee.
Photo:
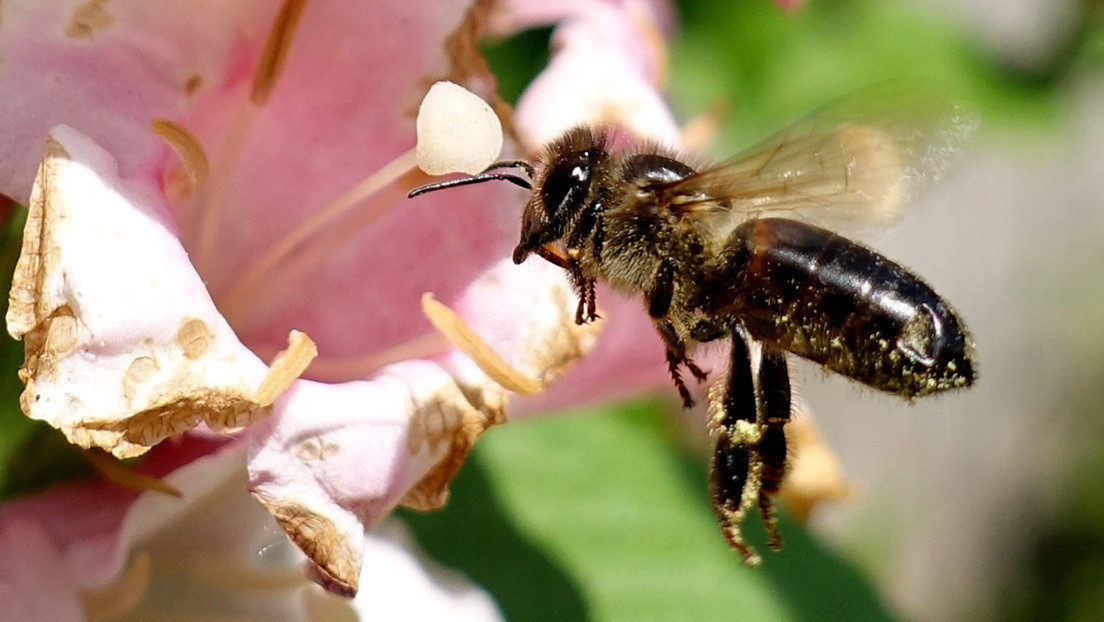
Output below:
[409,85,977,565]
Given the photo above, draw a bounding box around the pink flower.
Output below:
[0,438,503,620]
[0,0,682,611]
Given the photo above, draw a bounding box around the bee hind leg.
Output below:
[754,346,792,551]
[709,325,793,564]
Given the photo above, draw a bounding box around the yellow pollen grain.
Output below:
[151,118,210,196]
[421,293,542,396]
[251,0,310,105]
[256,330,317,406]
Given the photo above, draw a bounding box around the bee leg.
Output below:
[709,326,793,564]
[656,320,707,408]
[708,327,762,565]
[565,202,604,323]
[567,262,597,325]
[755,346,792,551]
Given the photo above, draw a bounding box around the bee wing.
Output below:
[658,83,975,231]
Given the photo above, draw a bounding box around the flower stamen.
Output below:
[252,0,311,106]
[191,100,257,276]
[217,149,419,322]
[85,448,183,497]
[256,330,317,407]
[151,118,210,199]
[192,0,309,276]
[421,292,542,395]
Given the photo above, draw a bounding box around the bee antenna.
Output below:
[408,171,532,198]
[480,159,536,177]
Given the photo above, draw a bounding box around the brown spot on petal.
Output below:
[77,390,265,459]
[8,137,66,341]
[258,499,360,598]
[44,304,78,357]
[16,305,79,392]
[122,355,159,402]
[184,74,204,95]
[401,382,505,511]
[65,0,113,39]
[295,436,340,463]
[175,317,212,360]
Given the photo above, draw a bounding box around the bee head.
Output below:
[513,149,597,264]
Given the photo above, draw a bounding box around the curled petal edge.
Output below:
[6,126,315,458]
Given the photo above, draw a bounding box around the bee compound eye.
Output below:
[541,153,591,217]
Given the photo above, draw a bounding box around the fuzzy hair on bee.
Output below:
[409,83,977,565]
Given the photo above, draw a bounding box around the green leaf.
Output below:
[0,206,95,499]
[403,400,895,621]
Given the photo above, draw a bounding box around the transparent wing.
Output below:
[658,83,976,231]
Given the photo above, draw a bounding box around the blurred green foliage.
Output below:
[0,208,95,499]
[404,402,894,622]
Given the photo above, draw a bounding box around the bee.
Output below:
[409,85,977,565]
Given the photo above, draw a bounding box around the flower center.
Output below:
[158,0,449,383]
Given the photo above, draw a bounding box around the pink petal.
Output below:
[6,126,275,458]
[248,259,601,595]
[0,1,276,201]
[0,518,86,621]
[505,0,681,150]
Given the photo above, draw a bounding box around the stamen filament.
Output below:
[193,0,309,275]
[218,149,418,320]
[256,330,317,406]
[85,449,182,497]
[192,99,259,276]
[421,293,543,395]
